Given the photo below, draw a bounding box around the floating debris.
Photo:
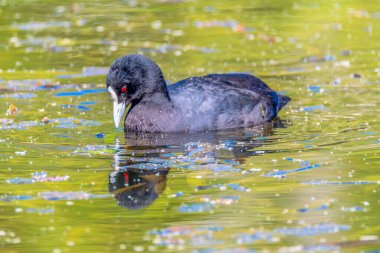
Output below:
[220,140,237,150]
[13,21,71,31]
[302,180,376,185]
[190,234,223,247]
[333,60,350,68]
[15,151,26,156]
[279,244,339,252]
[0,93,37,99]
[308,86,322,93]
[359,235,379,241]
[221,157,240,164]
[168,191,184,198]
[0,120,43,130]
[6,171,69,184]
[340,206,366,212]
[9,36,56,47]
[139,44,217,54]
[341,50,352,56]
[6,79,54,91]
[80,101,96,105]
[302,55,336,63]
[25,208,54,214]
[72,145,114,156]
[33,175,69,183]
[193,249,256,253]
[95,133,105,138]
[5,104,18,115]
[192,163,239,172]
[301,105,326,112]
[236,232,274,244]
[185,145,206,157]
[61,104,91,111]
[351,73,362,78]
[348,8,369,18]
[148,225,223,246]
[362,131,377,135]
[286,67,305,72]
[120,162,170,170]
[195,184,224,191]
[0,118,13,125]
[0,195,33,202]
[275,223,350,236]
[200,195,240,205]
[6,178,34,184]
[298,204,329,213]
[194,19,253,33]
[0,230,21,244]
[283,157,307,163]
[195,183,250,192]
[256,33,282,43]
[41,117,50,124]
[373,12,380,19]
[52,117,102,128]
[177,203,213,213]
[150,225,223,237]
[227,184,251,192]
[241,168,262,175]
[31,171,47,179]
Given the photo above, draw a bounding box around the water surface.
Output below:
[0,0,379,252]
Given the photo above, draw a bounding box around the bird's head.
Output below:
[106,54,166,128]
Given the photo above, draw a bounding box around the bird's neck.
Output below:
[146,90,172,105]
[155,79,171,102]
[126,87,175,132]
[131,87,172,109]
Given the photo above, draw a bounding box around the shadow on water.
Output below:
[108,120,286,209]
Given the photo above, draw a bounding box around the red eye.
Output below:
[121,86,127,93]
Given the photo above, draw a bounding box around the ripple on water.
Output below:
[0,93,37,99]
[192,249,257,253]
[0,117,101,130]
[264,164,320,178]
[39,191,112,201]
[274,223,350,236]
[6,171,69,184]
[1,1,380,252]
[177,203,213,213]
[149,225,224,247]
[302,180,377,185]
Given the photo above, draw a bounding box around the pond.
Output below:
[0,0,379,252]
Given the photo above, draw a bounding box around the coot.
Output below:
[106,54,290,132]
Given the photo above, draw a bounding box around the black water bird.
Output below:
[106,54,290,132]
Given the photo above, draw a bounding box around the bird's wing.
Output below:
[168,73,290,112]
[203,73,272,95]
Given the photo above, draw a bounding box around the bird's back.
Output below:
[167,73,290,131]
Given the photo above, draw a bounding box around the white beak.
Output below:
[113,101,126,128]
[108,86,126,129]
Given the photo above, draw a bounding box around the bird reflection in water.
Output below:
[108,121,286,209]
[109,168,169,209]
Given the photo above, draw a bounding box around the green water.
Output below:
[1,0,379,252]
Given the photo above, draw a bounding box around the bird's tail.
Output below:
[270,91,291,113]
